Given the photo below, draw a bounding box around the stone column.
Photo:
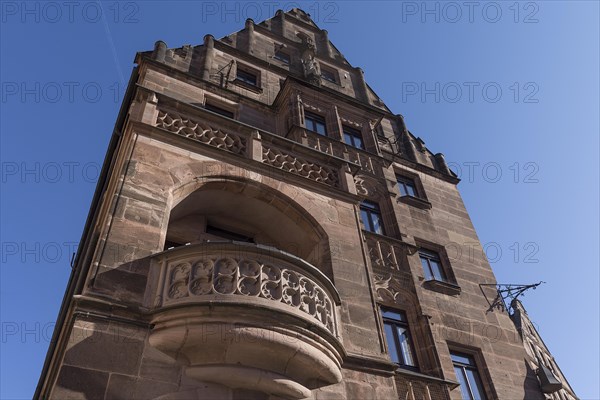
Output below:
[152,40,167,62]
[245,19,256,55]
[202,34,215,81]
[354,67,371,105]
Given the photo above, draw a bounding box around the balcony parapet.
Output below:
[144,242,343,399]
[145,91,354,192]
[146,242,340,336]
[287,124,383,177]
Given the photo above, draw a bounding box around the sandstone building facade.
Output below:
[36,9,577,400]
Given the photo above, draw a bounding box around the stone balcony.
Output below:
[286,124,383,177]
[143,241,343,399]
[133,89,360,196]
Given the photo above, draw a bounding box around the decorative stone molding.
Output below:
[354,173,381,197]
[262,145,339,187]
[339,116,362,129]
[164,255,336,334]
[373,274,414,304]
[155,109,246,155]
[366,233,406,271]
[395,375,450,400]
[302,101,327,115]
[147,243,343,399]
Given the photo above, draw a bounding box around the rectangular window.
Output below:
[343,126,365,149]
[397,176,417,197]
[359,200,384,235]
[381,308,417,368]
[304,112,327,136]
[274,50,290,64]
[204,103,234,119]
[419,249,446,282]
[236,68,258,86]
[451,352,488,400]
[206,225,254,243]
[321,68,337,83]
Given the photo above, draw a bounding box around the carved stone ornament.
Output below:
[262,145,339,187]
[156,109,246,155]
[165,256,336,334]
[373,273,414,304]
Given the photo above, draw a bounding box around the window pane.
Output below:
[315,122,326,135]
[383,323,400,363]
[205,103,234,119]
[371,213,383,235]
[305,113,327,135]
[354,136,364,149]
[451,353,474,366]
[466,369,486,400]
[397,326,415,366]
[274,51,290,64]
[430,260,445,281]
[381,309,404,321]
[360,209,371,231]
[237,69,257,86]
[420,257,433,280]
[361,200,378,211]
[398,183,408,196]
[321,69,336,82]
[454,366,474,400]
[406,184,416,197]
[343,133,353,146]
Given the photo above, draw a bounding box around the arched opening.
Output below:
[164,179,332,278]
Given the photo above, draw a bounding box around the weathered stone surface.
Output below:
[52,365,109,400]
[37,8,574,400]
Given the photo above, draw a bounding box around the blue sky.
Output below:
[1,1,598,398]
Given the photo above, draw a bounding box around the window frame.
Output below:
[451,351,489,400]
[343,126,365,150]
[320,66,338,84]
[359,200,385,235]
[273,49,290,64]
[397,175,418,198]
[304,111,328,136]
[235,65,260,88]
[380,307,418,369]
[204,102,235,119]
[418,248,447,282]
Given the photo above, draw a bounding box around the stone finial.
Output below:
[203,34,215,48]
[434,153,452,175]
[153,40,167,62]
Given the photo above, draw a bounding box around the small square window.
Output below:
[321,68,337,83]
[397,176,418,197]
[236,68,258,87]
[451,351,488,400]
[204,103,234,119]
[343,126,365,150]
[304,111,327,136]
[359,200,384,235]
[274,50,290,64]
[381,307,417,368]
[419,249,446,282]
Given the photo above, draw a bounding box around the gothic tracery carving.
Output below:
[156,109,246,155]
[164,256,336,334]
[262,146,339,187]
